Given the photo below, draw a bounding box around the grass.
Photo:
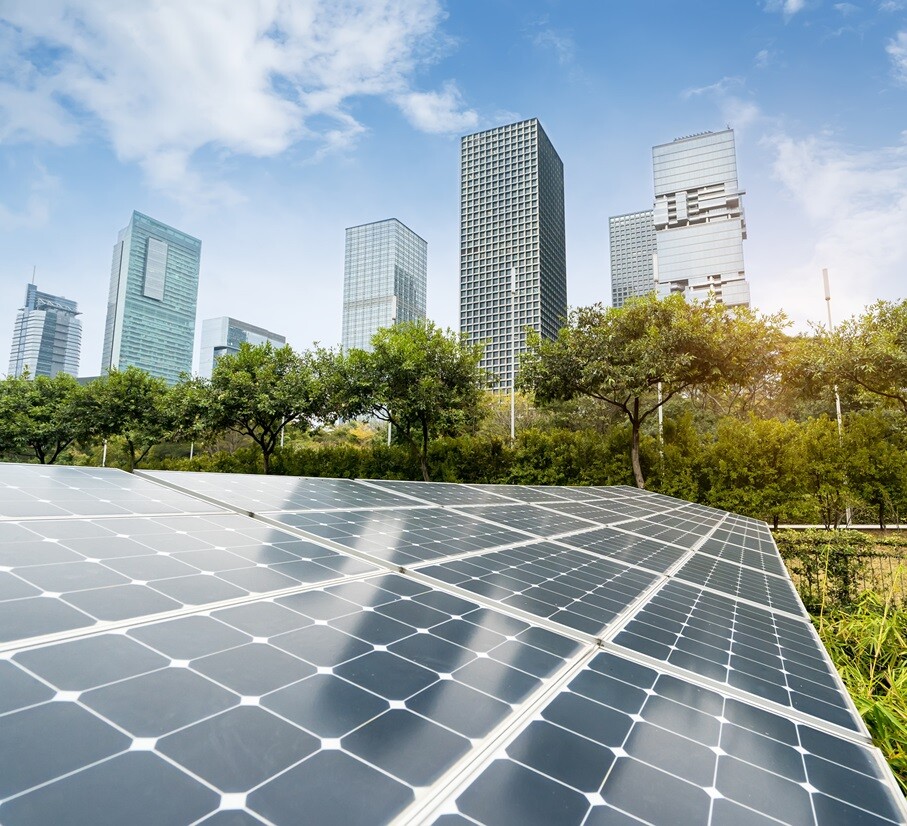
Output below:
[812,579,907,793]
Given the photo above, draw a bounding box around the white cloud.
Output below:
[0,162,60,230]
[682,77,762,137]
[764,132,907,320]
[887,31,907,85]
[0,0,474,199]
[763,0,807,17]
[833,2,860,15]
[395,81,478,134]
[533,28,576,65]
[755,49,772,69]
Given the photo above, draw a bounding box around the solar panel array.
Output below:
[0,464,903,826]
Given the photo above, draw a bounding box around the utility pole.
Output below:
[823,268,851,526]
[510,267,517,442]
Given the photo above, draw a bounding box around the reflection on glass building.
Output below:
[342,219,427,352]
[609,210,657,308]
[102,211,201,385]
[460,118,567,391]
[7,283,82,378]
[199,317,287,379]
[652,129,750,307]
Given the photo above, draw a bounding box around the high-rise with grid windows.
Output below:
[460,118,567,390]
[342,219,427,352]
[7,283,81,378]
[609,210,657,308]
[102,211,201,384]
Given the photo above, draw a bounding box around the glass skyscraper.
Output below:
[460,118,567,390]
[7,282,81,378]
[102,211,201,384]
[199,317,286,379]
[342,219,427,352]
[652,129,750,306]
[609,210,657,308]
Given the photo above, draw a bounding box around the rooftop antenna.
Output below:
[31,266,36,284]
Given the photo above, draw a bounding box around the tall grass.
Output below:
[813,579,907,793]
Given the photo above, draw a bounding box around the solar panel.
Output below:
[141,470,416,512]
[445,650,904,826]
[269,508,533,566]
[445,503,601,538]
[1,464,224,519]
[1,466,903,826]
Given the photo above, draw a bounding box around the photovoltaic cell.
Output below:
[0,465,224,519]
[674,553,803,614]
[448,503,599,538]
[361,479,515,506]
[0,513,377,646]
[418,541,659,635]
[1,464,902,826]
[613,579,861,731]
[270,508,532,566]
[558,526,689,573]
[449,650,904,826]
[0,573,581,825]
[141,470,416,513]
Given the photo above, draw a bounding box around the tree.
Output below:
[704,416,807,528]
[0,373,88,463]
[818,299,907,414]
[204,342,333,474]
[336,322,487,482]
[83,367,171,472]
[843,411,907,529]
[520,294,787,488]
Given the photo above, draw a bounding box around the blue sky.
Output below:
[2,0,906,375]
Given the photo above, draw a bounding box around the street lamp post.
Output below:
[823,268,851,526]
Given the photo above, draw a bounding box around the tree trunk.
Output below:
[879,501,885,530]
[262,448,271,475]
[420,421,431,482]
[630,401,645,489]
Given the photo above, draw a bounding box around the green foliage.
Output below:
[0,372,88,463]
[844,411,907,528]
[520,294,788,488]
[334,322,487,481]
[815,589,907,792]
[82,367,171,471]
[703,416,807,527]
[817,299,907,415]
[203,342,335,474]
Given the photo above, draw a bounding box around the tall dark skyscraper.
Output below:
[460,118,567,390]
[7,282,81,378]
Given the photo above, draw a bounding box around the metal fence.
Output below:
[781,549,906,611]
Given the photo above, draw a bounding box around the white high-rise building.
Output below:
[7,283,81,378]
[198,318,286,379]
[652,129,750,306]
[460,118,567,390]
[342,219,427,352]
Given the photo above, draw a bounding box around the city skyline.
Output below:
[2,2,906,375]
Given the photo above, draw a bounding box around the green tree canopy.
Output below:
[520,293,789,488]
[817,299,907,414]
[0,372,88,464]
[83,367,171,471]
[336,322,487,481]
[203,342,334,474]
